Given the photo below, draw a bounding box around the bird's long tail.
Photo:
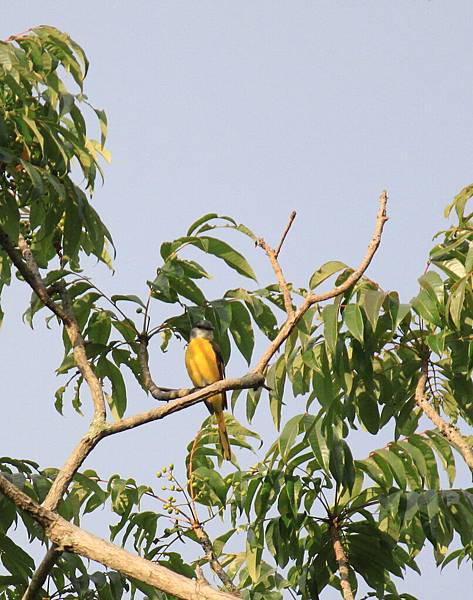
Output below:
[215,410,231,461]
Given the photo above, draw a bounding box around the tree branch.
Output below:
[21,546,62,600]
[257,211,296,316]
[192,524,240,596]
[0,229,67,321]
[58,283,106,421]
[0,232,107,597]
[329,517,354,600]
[2,193,387,598]
[138,334,193,400]
[105,373,264,435]
[416,357,473,471]
[274,210,297,259]
[253,191,388,373]
[1,230,106,422]
[0,474,239,600]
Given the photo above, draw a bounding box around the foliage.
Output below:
[1,26,473,600]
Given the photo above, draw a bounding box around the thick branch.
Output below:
[416,358,473,471]
[329,518,354,600]
[42,428,104,511]
[254,191,388,373]
[0,474,238,600]
[21,428,105,600]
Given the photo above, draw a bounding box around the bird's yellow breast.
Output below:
[185,337,221,387]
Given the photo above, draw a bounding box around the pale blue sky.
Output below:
[2,2,473,597]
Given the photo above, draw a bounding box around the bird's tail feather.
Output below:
[215,410,231,461]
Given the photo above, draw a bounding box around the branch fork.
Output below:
[0,192,389,600]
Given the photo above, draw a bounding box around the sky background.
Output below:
[2,1,473,597]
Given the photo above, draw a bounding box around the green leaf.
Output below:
[322,303,338,355]
[111,294,146,308]
[229,301,254,364]
[358,391,380,434]
[187,213,237,236]
[20,160,44,196]
[444,184,473,220]
[465,241,473,273]
[425,430,456,486]
[419,271,444,305]
[170,275,206,306]
[426,332,445,356]
[393,303,411,330]
[343,304,364,342]
[246,528,263,582]
[278,415,303,461]
[448,279,466,328]
[63,197,82,260]
[97,359,127,419]
[362,289,385,330]
[304,418,330,475]
[329,436,345,485]
[266,355,286,430]
[192,467,227,507]
[412,289,441,327]
[54,385,66,415]
[309,260,346,289]
[376,447,407,490]
[197,236,257,281]
[0,191,19,241]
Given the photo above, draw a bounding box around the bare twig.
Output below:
[257,237,294,316]
[192,524,240,595]
[0,474,239,600]
[254,191,388,373]
[274,210,296,258]
[329,517,354,600]
[257,211,297,316]
[415,357,473,471]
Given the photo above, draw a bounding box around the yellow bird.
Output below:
[185,319,231,461]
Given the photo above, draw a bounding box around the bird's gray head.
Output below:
[190,319,214,340]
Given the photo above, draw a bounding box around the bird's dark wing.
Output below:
[211,340,227,409]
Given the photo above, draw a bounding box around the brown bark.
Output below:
[416,358,473,471]
[329,518,354,600]
[0,474,239,600]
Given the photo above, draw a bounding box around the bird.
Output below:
[184,319,231,461]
